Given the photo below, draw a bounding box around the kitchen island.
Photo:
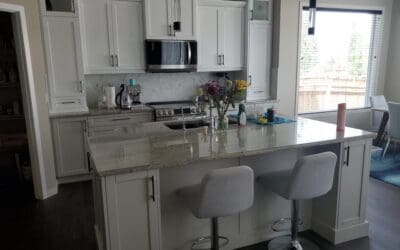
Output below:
[89,118,374,250]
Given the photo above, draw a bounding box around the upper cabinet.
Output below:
[246,0,273,101]
[41,0,79,17]
[144,0,197,40]
[42,16,88,114]
[79,0,145,74]
[197,0,245,72]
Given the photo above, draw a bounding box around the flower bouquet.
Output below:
[202,79,250,130]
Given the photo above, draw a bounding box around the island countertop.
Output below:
[88,118,374,176]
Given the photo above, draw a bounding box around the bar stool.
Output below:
[178,166,254,250]
[258,152,337,250]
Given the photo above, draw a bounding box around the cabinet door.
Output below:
[52,117,89,177]
[111,1,145,73]
[43,17,84,98]
[173,0,197,40]
[106,170,161,250]
[247,23,272,101]
[79,0,114,73]
[197,5,220,71]
[145,0,170,39]
[338,140,370,228]
[221,6,245,70]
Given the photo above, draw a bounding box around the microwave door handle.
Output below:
[187,42,191,64]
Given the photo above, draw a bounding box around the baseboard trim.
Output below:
[312,220,369,244]
[57,174,92,184]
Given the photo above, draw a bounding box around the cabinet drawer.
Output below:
[88,112,153,128]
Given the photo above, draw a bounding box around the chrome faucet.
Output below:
[181,107,186,131]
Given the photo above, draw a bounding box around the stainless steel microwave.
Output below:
[145,40,197,72]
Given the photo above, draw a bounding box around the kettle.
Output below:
[115,84,132,109]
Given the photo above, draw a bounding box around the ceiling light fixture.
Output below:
[308,0,317,35]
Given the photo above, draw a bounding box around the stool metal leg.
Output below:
[211,217,219,250]
[268,200,319,250]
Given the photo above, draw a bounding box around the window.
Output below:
[297,8,383,114]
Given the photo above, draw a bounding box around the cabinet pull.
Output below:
[222,55,225,65]
[110,55,114,67]
[87,152,92,172]
[83,120,87,133]
[150,176,155,202]
[61,101,76,104]
[217,55,221,65]
[111,117,130,122]
[115,54,119,67]
[249,75,252,85]
[344,146,350,166]
[80,80,84,93]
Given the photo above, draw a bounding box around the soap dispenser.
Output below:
[238,102,247,127]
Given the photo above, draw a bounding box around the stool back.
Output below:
[197,166,254,218]
[288,152,337,200]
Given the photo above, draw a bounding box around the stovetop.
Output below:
[146,101,206,121]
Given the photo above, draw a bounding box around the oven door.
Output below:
[146,40,197,72]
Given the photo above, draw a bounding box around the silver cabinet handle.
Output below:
[250,10,254,20]
[111,117,130,122]
[110,55,114,67]
[150,176,155,202]
[61,101,76,104]
[249,75,252,85]
[115,54,119,67]
[254,90,265,93]
[222,55,225,65]
[80,80,84,93]
[217,55,221,65]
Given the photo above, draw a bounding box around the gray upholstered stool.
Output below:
[258,152,337,250]
[178,166,254,250]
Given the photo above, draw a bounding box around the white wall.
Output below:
[384,0,400,102]
[274,0,393,121]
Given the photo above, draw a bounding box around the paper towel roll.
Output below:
[105,86,116,109]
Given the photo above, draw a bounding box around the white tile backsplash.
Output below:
[85,72,216,108]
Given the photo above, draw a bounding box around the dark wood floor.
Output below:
[1,178,399,250]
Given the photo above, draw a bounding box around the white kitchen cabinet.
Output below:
[144,0,197,40]
[247,22,272,101]
[312,139,371,244]
[42,16,88,114]
[197,0,246,72]
[52,116,90,178]
[93,170,162,250]
[79,0,145,74]
[338,140,370,229]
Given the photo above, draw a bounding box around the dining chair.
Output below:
[370,95,388,132]
[382,102,400,160]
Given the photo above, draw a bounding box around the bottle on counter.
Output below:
[238,102,247,127]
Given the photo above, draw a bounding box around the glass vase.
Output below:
[216,114,229,131]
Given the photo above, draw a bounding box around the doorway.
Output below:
[0,11,32,196]
[0,3,49,200]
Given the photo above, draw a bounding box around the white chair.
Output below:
[178,166,254,250]
[382,102,400,160]
[370,95,388,131]
[258,152,337,250]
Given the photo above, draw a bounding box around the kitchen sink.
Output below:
[164,120,210,130]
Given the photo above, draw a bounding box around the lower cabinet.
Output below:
[312,139,371,244]
[52,116,90,178]
[93,170,162,250]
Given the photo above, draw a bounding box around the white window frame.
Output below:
[295,1,385,115]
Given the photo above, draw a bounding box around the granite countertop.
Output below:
[88,118,374,177]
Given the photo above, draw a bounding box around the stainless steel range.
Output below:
[146,101,207,122]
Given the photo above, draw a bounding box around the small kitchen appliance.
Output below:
[145,40,197,72]
[115,84,132,109]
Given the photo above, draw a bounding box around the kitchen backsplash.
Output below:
[85,73,216,108]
